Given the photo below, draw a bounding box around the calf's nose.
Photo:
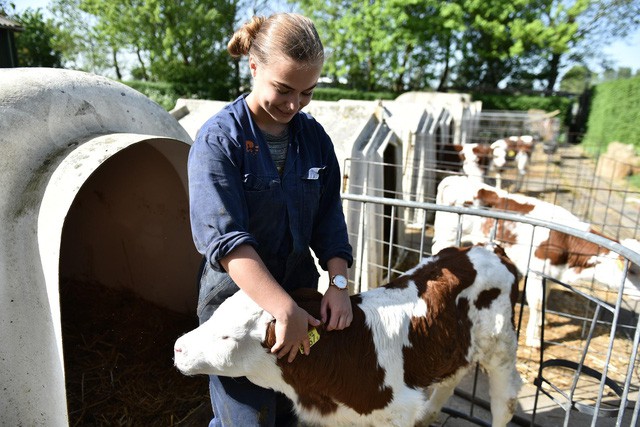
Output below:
[174,337,187,357]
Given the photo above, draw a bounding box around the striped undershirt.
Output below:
[263,127,289,175]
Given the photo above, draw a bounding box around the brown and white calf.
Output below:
[461,143,494,181]
[438,136,535,191]
[174,245,522,427]
[436,142,492,179]
[432,175,640,347]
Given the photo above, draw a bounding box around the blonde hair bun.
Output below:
[227,13,323,66]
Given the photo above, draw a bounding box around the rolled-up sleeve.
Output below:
[188,125,257,271]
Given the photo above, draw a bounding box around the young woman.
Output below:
[187,13,354,426]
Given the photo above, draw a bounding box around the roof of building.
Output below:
[0,15,24,32]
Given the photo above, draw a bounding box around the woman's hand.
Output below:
[272,303,321,363]
[321,286,353,331]
[221,245,322,363]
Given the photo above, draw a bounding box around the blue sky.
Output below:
[13,0,640,75]
[598,30,640,73]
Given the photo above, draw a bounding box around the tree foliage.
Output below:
[11,8,64,67]
[296,0,639,93]
[7,0,640,98]
[48,0,241,100]
[294,0,461,92]
[50,0,113,74]
[583,75,640,150]
[559,65,592,94]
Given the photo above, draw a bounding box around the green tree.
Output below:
[444,0,638,91]
[559,64,592,93]
[295,0,457,92]
[401,0,466,91]
[452,0,541,89]
[521,0,590,93]
[295,1,391,91]
[597,66,635,83]
[617,67,633,80]
[51,0,240,100]
[141,0,239,99]
[523,0,640,92]
[50,0,112,74]
[13,8,63,67]
[77,0,139,80]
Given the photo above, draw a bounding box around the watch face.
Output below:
[333,275,348,289]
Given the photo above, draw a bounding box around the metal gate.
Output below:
[339,139,640,426]
[341,191,640,426]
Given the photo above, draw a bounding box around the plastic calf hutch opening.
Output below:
[58,138,200,313]
[50,137,208,425]
[5,134,208,426]
[0,68,210,425]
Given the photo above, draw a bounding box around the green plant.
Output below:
[313,87,397,101]
[582,76,640,152]
[120,80,181,110]
[471,92,574,126]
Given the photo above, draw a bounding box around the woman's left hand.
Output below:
[320,287,353,331]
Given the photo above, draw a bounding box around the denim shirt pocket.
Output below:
[242,173,273,192]
[243,174,285,239]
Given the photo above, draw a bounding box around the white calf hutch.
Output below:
[2,67,639,426]
[0,69,202,425]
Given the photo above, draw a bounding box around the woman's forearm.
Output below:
[220,244,297,320]
[327,257,348,282]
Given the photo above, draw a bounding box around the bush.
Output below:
[121,80,181,111]
[582,76,640,152]
[119,81,399,110]
[119,80,580,129]
[313,87,397,101]
[470,92,574,126]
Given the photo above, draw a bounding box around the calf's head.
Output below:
[174,291,273,377]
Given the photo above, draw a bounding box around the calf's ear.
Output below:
[262,320,277,349]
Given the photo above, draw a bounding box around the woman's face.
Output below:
[247,55,322,134]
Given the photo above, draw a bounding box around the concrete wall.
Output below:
[0,68,199,426]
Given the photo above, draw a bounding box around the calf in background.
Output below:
[437,136,535,192]
[432,175,640,347]
[489,136,535,191]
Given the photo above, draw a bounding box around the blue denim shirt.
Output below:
[188,96,353,317]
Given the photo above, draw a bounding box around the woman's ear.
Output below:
[249,55,258,78]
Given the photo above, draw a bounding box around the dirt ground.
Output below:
[514,284,640,404]
[61,280,211,426]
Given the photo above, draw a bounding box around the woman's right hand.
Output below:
[271,303,321,363]
[220,246,321,362]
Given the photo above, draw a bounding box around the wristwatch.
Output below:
[330,274,348,290]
